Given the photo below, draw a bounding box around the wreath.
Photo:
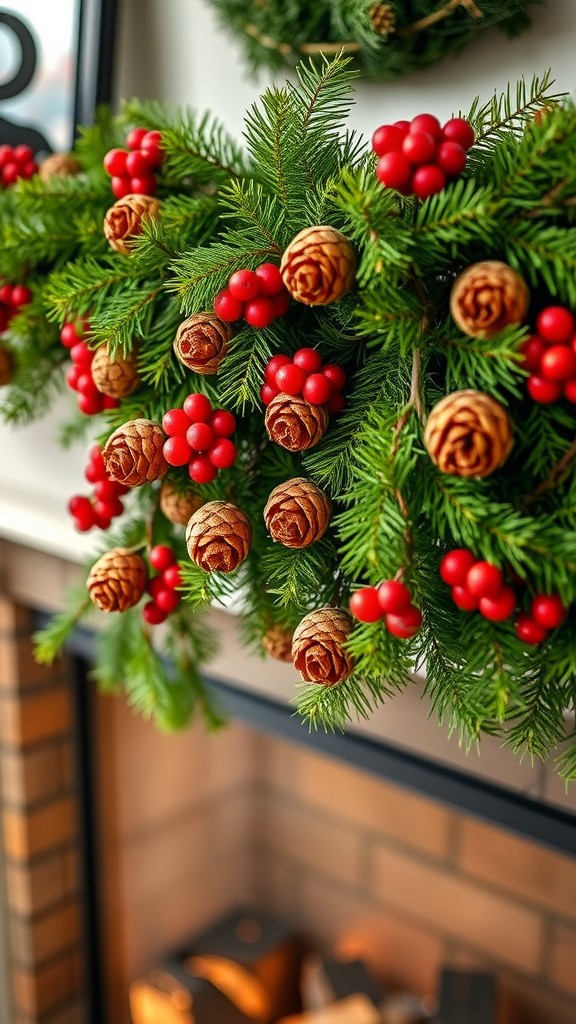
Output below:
[1,58,575,780]
[202,0,540,79]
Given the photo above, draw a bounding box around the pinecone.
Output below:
[87,548,148,613]
[265,394,328,451]
[91,344,140,398]
[292,608,355,685]
[173,313,232,375]
[264,477,331,548]
[39,153,81,181]
[450,261,530,339]
[280,225,356,306]
[0,345,14,386]
[103,419,168,487]
[104,194,161,255]
[424,389,514,478]
[160,480,205,525]
[262,625,294,662]
[370,3,396,36]
[186,501,252,573]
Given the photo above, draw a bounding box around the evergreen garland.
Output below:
[202,0,541,80]
[1,57,576,779]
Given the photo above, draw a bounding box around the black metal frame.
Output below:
[74,0,119,130]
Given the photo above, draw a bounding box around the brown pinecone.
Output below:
[450,261,530,339]
[262,625,294,662]
[160,480,205,525]
[103,419,168,487]
[39,153,81,181]
[424,389,514,478]
[0,345,14,386]
[87,548,148,613]
[264,477,331,548]
[292,608,355,686]
[173,313,232,375]
[91,344,140,398]
[280,226,356,306]
[186,501,252,574]
[370,3,396,35]
[104,194,161,255]
[265,394,328,451]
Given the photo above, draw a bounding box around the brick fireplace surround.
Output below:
[1,537,576,1024]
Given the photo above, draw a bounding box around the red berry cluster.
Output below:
[60,319,119,416]
[68,445,128,531]
[143,546,183,625]
[103,127,164,199]
[521,306,576,405]
[162,393,238,484]
[440,548,567,644]
[0,144,38,187]
[213,264,291,330]
[261,349,346,414]
[372,114,475,200]
[349,580,423,639]
[0,282,32,333]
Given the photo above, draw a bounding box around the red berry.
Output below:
[189,455,218,484]
[162,565,183,590]
[163,436,191,466]
[276,363,306,395]
[540,345,576,382]
[130,174,156,196]
[564,379,576,403]
[270,291,291,318]
[78,393,104,415]
[2,163,19,185]
[520,335,546,372]
[76,372,100,398]
[60,322,80,348]
[377,580,412,614]
[265,354,291,385]
[244,296,276,329]
[0,146,12,167]
[228,269,261,301]
[440,548,476,586]
[531,593,567,629]
[479,586,517,622]
[321,363,347,392]
[142,601,167,626]
[84,462,101,483]
[412,164,446,200]
[410,114,443,141]
[436,141,467,177]
[515,613,548,645]
[536,306,575,344]
[213,289,243,322]
[183,393,212,422]
[73,504,96,531]
[10,285,31,307]
[451,585,480,611]
[111,176,132,199]
[327,392,345,416]
[393,120,411,134]
[186,422,214,452]
[255,263,284,295]
[210,409,236,437]
[527,375,562,404]
[466,561,503,598]
[13,144,33,164]
[126,149,153,176]
[68,494,92,517]
[0,284,12,305]
[385,605,423,639]
[293,347,322,373]
[88,446,106,477]
[402,131,436,166]
[21,160,38,179]
[94,478,120,502]
[162,408,191,436]
[70,341,93,367]
[126,127,148,151]
[155,588,181,614]
[260,383,278,405]
[302,373,332,405]
[442,118,475,151]
[147,576,165,600]
[96,497,124,519]
[150,545,175,571]
[349,587,383,623]
[140,131,164,167]
[376,152,412,193]
[209,438,237,468]
[103,148,128,176]
[372,124,406,156]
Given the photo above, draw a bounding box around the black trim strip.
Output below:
[74,0,119,130]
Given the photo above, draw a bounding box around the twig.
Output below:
[523,434,576,508]
[398,0,483,38]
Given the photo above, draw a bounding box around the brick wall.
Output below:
[0,597,87,1024]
